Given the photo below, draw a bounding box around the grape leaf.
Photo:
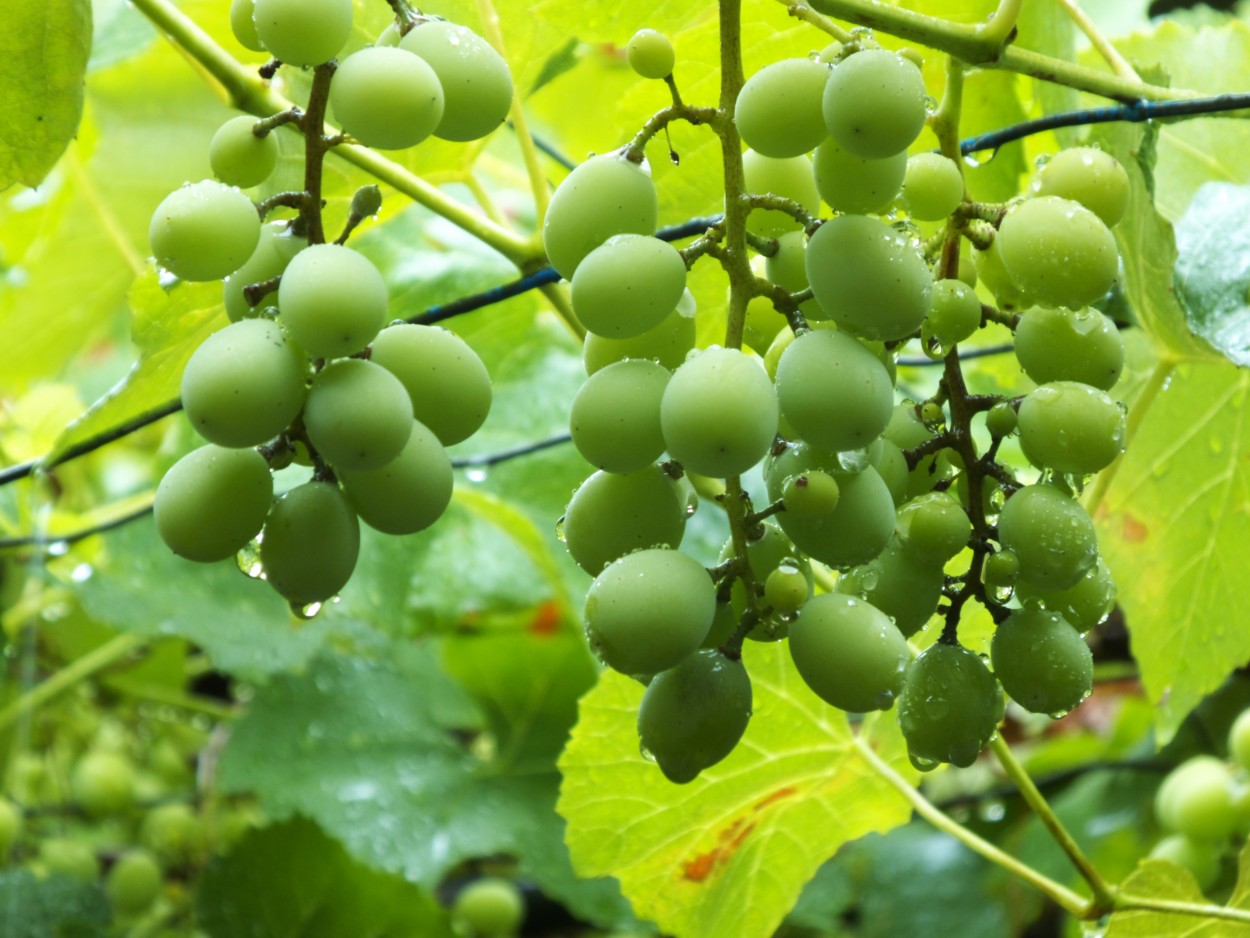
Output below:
[1174,182,1250,367]
[1106,848,1250,937]
[0,0,92,191]
[0,870,109,938]
[557,641,918,938]
[1095,360,1250,741]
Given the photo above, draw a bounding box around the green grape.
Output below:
[1231,709,1250,774]
[837,536,943,637]
[764,564,810,614]
[997,484,1097,590]
[897,642,1004,770]
[260,481,361,605]
[812,136,906,215]
[1029,147,1129,227]
[1156,756,1239,841]
[369,323,492,446]
[149,180,260,282]
[985,401,1017,438]
[734,58,830,159]
[718,522,811,641]
[661,347,778,477]
[181,318,308,447]
[822,49,927,159]
[330,47,444,149]
[996,196,1118,310]
[584,548,715,676]
[569,359,669,473]
[743,150,821,238]
[983,549,1019,590]
[805,213,932,341]
[140,803,206,868]
[782,470,840,519]
[399,21,513,142]
[562,465,686,575]
[895,491,970,566]
[155,446,273,563]
[40,839,98,882]
[583,299,697,373]
[304,359,413,471]
[638,650,752,784]
[338,421,452,535]
[108,850,163,916]
[571,234,687,338]
[230,0,265,51]
[223,222,305,322]
[209,115,278,188]
[789,593,910,712]
[765,231,827,322]
[277,243,388,359]
[1017,381,1126,474]
[453,877,525,937]
[925,279,981,349]
[1016,556,1116,632]
[1150,834,1221,892]
[872,438,909,506]
[0,798,22,857]
[252,0,352,66]
[973,235,1028,309]
[70,750,135,817]
[627,28,675,80]
[901,152,964,220]
[990,608,1093,715]
[543,150,658,279]
[775,329,894,453]
[1014,305,1124,391]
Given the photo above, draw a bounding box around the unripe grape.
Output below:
[330,47,444,150]
[108,849,163,916]
[627,28,675,80]
[926,279,982,348]
[140,803,206,868]
[181,318,308,447]
[304,359,413,471]
[260,482,360,605]
[562,465,687,575]
[782,470,840,519]
[718,523,810,640]
[369,324,492,446]
[252,0,352,67]
[638,650,752,784]
[223,222,305,322]
[210,116,279,189]
[71,751,135,817]
[583,301,696,374]
[570,359,669,472]
[230,0,265,51]
[453,877,524,937]
[986,402,1017,438]
[983,549,1020,590]
[997,485,1097,590]
[898,642,1004,769]
[543,151,658,279]
[1230,709,1250,773]
[901,152,964,220]
[822,50,926,158]
[572,235,687,338]
[990,608,1093,715]
[149,180,260,282]
[277,243,387,359]
[895,491,971,566]
[1016,556,1116,632]
[735,58,830,159]
[837,536,943,637]
[155,446,273,563]
[399,21,513,142]
[764,564,810,614]
[1029,147,1129,227]
[1017,381,1126,474]
[1014,305,1124,391]
[661,347,778,478]
[1150,834,1221,892]
[584,549,714,676]
[1155,756,1238,842]
[338,421,452,535]
[812,137,906,214]
[789,593,910,712]
[743,150,820,238]
[996,196,1118,310]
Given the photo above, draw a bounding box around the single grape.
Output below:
[277,243,388,359]
[251,0,352,67]
[983,549,1020,590]
[895,491,971,566]
[638,650,752,784]
[369,323,492,446]
[260,481,361,605]
[985,401,1017,438]
[901,152,964,220]
[925,279,982,349]
[453,877,525,937]
[1230,709,1250,773]
[181,318,308,447]
[1014,305,1124,391]
[562,465,687,575]
[735,58,830,159]
[583,299,697,373]
[990,608,1093,715]
[569,358,669,472]
[1155,756,1239,842]
[822,50,926,158]
[782,470,840,519]
[805,213,932,341]
[764,564,810,614]
[304,359,413,471]
[775,329,894,453]
[837,535,943,637]
[996,196,1118,310]
[209,115,279,188]
[222,222,305,322]
[149,180,260,282]
[1149,834,1221,892]
[812,136,906,214]
[1017,381,1126,474]
[789,593,910,712]
[229,0,265,51]
[330,47,444,149]
[743,150,821,238]
[140,803,206,868]
[543,150,658,279]
[584,548,715,676]
[1016,556,1116,632]
[627,28,675,80]
[107,849,163,916]
[155,446,273,563]
[661,347,778,478]
[71,751,135,817]
[338,421,453,535]
[897,642,1004,770]
[997,484,1098,590]
[399,21,513,142]
[1029,147,1129,227]
[571,234,687,338]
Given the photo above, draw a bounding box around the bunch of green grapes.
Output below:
[152,4,506,610]
[555,30,1134,783]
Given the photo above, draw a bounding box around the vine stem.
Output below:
[1056,0,1141,82]
[851,731,1093,918]
[989,735,1117,911]
[1112,893,1250,926]
[975,0,1023,49]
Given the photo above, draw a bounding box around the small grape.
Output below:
[743,150,821,238]
[229,0,265,51]
[562,465,687,575]
[985,402,1017,438]
[583,300,697,374]
[1156,756,1238,842]
[812,136,906,215]
[1029,147,1129,227]
[338,421,453,535]
[304,359,413,471]
[71,751,135,817]
[571,234,687,338]
[764,564,810,614]
[399,21,513,142]
[1017,381,1126,474]
[453,877,524,937]
[210,115,279,188]
[1014,305,1124,391]
[569,359,669,473]
[898,642,1004,769]
[149,180,260,282]
[330,47,444,150]
[155,446,273,563]
[926,279,982,348]
[983,549,1020,589]
[735,58,830,159]
[997,485,1097,590]
[895,491,971,565]
[789,593,910,712]
[107,849,163,916]
[901,152,964,220]
[822,50,926,158]
[627,29,675,80]
[996,196,1118,310]
[718,522,810,641]
[990,608,1093,715]
[277,243,388,359]
[252,0,352,67]
[260,482,361,605]
[782,470,840,519]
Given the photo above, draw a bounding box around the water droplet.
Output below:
[290,600,323,619]
[554,515,567,542]
[465,467,488,483]
[69,563,93,583]
[236,540,264,578]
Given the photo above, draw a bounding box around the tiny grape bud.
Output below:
[351,184,382,218]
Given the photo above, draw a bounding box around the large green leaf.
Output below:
[1095,361,1250,741]
[1106,847,1250,937]
[557,641,918,938]
[0,0,92,191]
[1174,182,1250,366]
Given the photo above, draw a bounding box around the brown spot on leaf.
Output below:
[1122,513,1148,543]
[529,600,561,637]
[680,787,799,882]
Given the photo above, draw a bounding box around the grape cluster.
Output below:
[556,35,1130,782]
[152,3,510,609]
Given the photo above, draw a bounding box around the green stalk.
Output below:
[1113,894,1250,925]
